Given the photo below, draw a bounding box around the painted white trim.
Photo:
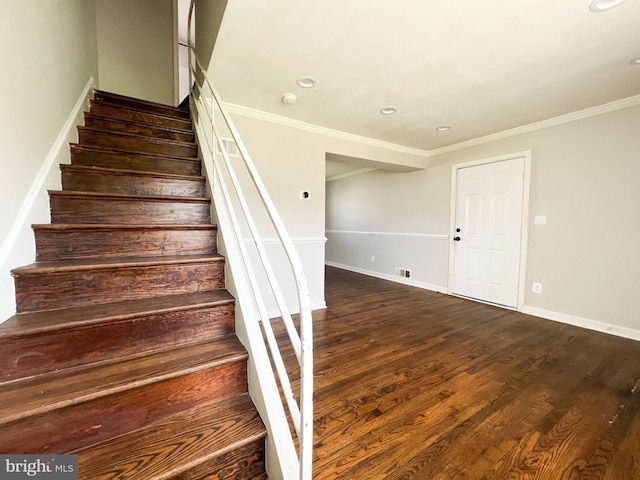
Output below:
[224,102,431,158]
[326,229,448,240]
[427,94,640,156]
[0,76,95,271]
[227,94,640,160]
[327,262,640,342]
[266,300,327,319]
[326,167,376,182]
[522,306,640,342]
[447,151,533,311]
[326,261,448,294]
[244,236,327,246]
[312,300,328,311]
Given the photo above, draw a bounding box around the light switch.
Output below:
[534,215,547,225]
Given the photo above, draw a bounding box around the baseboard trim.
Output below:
[0,76,95,271]
[326,261,447,294]
[325,262,640,342]
[313,300,328,311]
[521,306,640,342]
[265,300,326,320]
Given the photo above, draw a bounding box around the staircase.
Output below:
[0,91,267,479]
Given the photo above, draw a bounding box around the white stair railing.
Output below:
[187,3,313,479]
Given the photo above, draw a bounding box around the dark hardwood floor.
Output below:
[293,267,640,479]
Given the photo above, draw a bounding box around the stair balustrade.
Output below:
[187,3,313,479]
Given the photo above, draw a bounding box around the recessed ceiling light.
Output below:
[380,107,397,115]
[296,76,317,88]
[589,0,627,12]
[435,126,450,131]
[630,56,640,65]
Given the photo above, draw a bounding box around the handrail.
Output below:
[187,3,313,480]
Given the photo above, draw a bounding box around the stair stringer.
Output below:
[199,145,299,480]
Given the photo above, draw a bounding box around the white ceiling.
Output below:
[210,0,640,153]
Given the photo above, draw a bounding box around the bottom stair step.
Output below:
[0,336,249,453]
[75,393,267,480]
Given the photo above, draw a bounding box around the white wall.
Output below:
[326,103,640,339]
[96,0,175,105]
[194,0,229,70]
[0,0,99,321]
[326,166,450,291]
[220,112,428,314]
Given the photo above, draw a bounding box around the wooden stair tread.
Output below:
[33,223,218,262]
[60,164,205,182]
[0,335,247,425]
[70,143,200,164]
[83,114,195,144]
[48,189,209,203]
[84,112,194,135]
[78,126,197,148]
[1,290,234,338]
[12,253,224,275]
[75,394,266,479]
[89,102,192,132]
[94,90,190,119]
[32,223,216,232]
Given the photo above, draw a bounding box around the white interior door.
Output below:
[452,157,525,307]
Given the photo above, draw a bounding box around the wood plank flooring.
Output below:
[286,267,640,479]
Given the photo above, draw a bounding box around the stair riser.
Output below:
[62,169,206,197]
[90,102,192,130]
[93,91,190,120]
[50,196,211,225]
[169,440,266,480]
[14,261,225,312]
[0,91,267,479]
[0,304,235,381]
[0,362,247,453]
[84,114,195,143]
[35,227,217,261]
[71,145,201,176]
[78,129,197,158]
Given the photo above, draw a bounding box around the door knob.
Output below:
[454,236,461,241]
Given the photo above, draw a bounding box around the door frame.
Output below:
[447,150,533,311]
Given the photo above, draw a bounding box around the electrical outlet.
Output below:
[405,269,411,278]
[532,282,543,294]
[370,255,375,262]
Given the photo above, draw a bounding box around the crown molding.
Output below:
[225,94,640,160]
[325,167,376,182]
[223,102,431,157]
[426,94,640,157]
